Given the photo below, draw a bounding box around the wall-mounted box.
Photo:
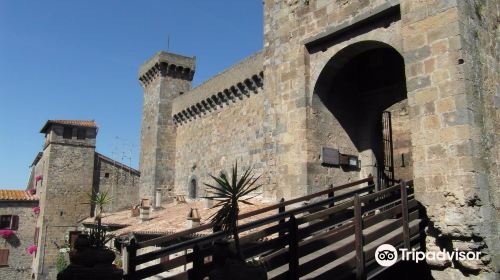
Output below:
[321,147,360,169]
[321,147,339,165]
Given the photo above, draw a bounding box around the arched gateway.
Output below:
[310,41,412,189]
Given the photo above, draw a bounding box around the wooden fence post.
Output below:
[191,244,204,280]
[400,180,410,249]
[279,198,285,237]
[367,174,375,193]
[328,186,335,220]
[354,194,365,280]
[123,238,137,279]
[288,216,299,280]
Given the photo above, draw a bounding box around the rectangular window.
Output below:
[63,127,73,139]
[76,128,86,140]
[0,215,18,230]
[0,249,9,267]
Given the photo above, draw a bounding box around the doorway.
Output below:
[312,41,412,188]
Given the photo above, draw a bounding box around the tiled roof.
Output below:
[83,198,275,237]
[0,190,38,201]
[40,120,97,133]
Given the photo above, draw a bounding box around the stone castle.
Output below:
[135,0,498,278]
[0,0,497,279]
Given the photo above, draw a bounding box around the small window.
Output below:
[0,249,8,267]
[0,215,19,230]
[104,173,110,178]
[63,127,73,139]
[76,128,86,140]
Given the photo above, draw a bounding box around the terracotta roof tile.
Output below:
[0,190,38,201]
[84,198,275,237]
[40,120,97,133]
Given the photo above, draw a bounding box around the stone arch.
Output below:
[309,40,411,189]
[188,175,198,199]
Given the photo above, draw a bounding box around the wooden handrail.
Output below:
[125,178,422,280]
[137,176,373,248]
[134,183,376,265]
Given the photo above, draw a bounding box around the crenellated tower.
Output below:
[137,52,196,205]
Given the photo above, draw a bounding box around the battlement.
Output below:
[138,51,196,87]
[171,51,263,125]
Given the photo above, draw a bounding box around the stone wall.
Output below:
[0,202,38,280]
[400,0,498,277]
[94,153,140,212]
[174,75,272,199]
[459,0,500,274]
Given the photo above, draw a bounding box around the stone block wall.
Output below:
[401,0,497,277]
[94,153,140,212]
[174,82,274,199]
[0,202,38,280]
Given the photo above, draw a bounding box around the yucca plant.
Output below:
[83,190,114,249]
[204,162,262,260]
[86,190,112,216]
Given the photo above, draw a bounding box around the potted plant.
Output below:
[204,162,267,280]
[57,190,122,280]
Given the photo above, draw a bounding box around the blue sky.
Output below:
[0,1,263,188]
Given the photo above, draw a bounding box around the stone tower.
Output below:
[33,120,97,280]
[137,52,195,205]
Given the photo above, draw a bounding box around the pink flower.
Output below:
[27,245,37,255]
[35,175,43,184]
[28,189,36,195]
[0,229,15,238]
[32,206,40,215]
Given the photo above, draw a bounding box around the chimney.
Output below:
[130,205,140,217]
[186,208,201,228]
[140,198,151,223]
[155,189,162,209]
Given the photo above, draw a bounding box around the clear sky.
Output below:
[0,1,263,189]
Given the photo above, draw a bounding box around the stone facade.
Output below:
[0,201,38,280]
[94,153,140,212]
[136,0,498,278]
[173,53,273,199]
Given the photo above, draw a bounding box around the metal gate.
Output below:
[379,111,394,188]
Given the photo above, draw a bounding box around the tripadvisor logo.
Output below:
[375,244,481,267]
[375,244,398,267]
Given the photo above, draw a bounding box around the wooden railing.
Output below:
[122,177,424,280]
